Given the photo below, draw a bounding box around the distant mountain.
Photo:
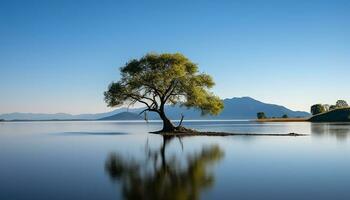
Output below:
[141,97,310,120]
[99,112,142,120]
[0,108,142,121]
[0,97,310,120]
[0,112,76,120]
[217,97,310,119]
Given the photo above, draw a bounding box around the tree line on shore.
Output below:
[256,112,289,119]
[256,100,349,119]
[310,100,348,115]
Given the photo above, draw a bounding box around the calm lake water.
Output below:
[1,120,350,200]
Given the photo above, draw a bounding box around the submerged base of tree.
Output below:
[151,126,307,137]
[151,126,197,134]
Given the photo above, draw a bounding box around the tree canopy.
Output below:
[311,104,326,115]
[104,53,224,132]
[257,112,267,119]
[336,100,348,108]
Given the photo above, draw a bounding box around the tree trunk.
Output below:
[159,111,175,132]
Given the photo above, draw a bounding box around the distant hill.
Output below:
[217,97,309,119]
[0,112,77,121]
[141,97,310,120]
[99,112,142,120]
[309,108,350,122]
[99,97,310,120]
[0,108,142,121]
[0,97,310,120]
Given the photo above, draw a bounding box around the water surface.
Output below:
[0,121,349,200]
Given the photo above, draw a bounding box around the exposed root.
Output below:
[150,126,197,134]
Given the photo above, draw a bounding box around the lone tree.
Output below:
[104,53,224,132]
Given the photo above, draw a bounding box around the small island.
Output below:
[256,112,307,122]
[256,118,308,122]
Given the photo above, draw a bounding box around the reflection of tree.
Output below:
[311,123,350,140]
[310,123,328,136]
[105,136,224,200]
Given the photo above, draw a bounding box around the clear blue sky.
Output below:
[1,0,349,114]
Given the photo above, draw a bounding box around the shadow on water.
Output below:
[105,135,224,200]
[311,123,350,140]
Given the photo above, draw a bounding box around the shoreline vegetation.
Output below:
[255,110,350,123]
[256,118,308,122]
[256,106,350,123]
[309,107,350,122]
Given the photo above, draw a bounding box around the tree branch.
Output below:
[144,83,163,98]
[129,95,151,109]
[163,80,179,103]
[177,113,184,127]
[138,108,160,116]
[163,80,176,98]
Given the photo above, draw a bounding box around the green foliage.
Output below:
[104,53,224,117]
[257,112,267,119]
[310,104,326,115]
[336,100,348,108]
[282,114,288,118]
[324,101,348,112]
